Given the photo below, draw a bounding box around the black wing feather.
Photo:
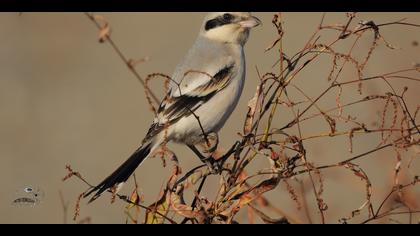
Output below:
[143,64,235,142]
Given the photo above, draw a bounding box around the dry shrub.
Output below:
[64,12,420,224]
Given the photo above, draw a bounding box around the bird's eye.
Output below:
[24,187,33,193]
[222,13,234,21]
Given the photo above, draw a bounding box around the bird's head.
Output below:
[200,12,261,46]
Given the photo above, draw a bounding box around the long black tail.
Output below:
[84,143,152,203]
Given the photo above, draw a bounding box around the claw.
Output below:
[200,132,219,154]
[204,158,222,175]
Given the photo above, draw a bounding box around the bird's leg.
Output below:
[187,144,220,174]
[188,144,210,162]
[201,132,222,173]
[199,132,219,154]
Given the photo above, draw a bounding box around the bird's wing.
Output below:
[143,59,237,143]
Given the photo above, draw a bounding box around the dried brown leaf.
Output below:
[169,190,206,223]
[126,189,140,210]
[93,15,111,43]
[232,177,280,209]
[144,191,169,224]
[249,204,290,224]
[244,85,263,135]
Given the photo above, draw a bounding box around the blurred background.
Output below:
[0,12,419,223]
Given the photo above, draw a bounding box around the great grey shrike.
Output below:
[85,12,261,203]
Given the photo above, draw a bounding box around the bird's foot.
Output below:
[203,157,222,175]
[198,132,219,154]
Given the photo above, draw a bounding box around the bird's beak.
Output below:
[239,16,262,28]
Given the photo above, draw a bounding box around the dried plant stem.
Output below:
[63,12,420,224]
[84,13,160,104]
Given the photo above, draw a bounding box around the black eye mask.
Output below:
[204,13,236,31]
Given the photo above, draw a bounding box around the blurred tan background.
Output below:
[0,12,419,224]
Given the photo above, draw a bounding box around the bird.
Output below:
[84,12,261,203]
